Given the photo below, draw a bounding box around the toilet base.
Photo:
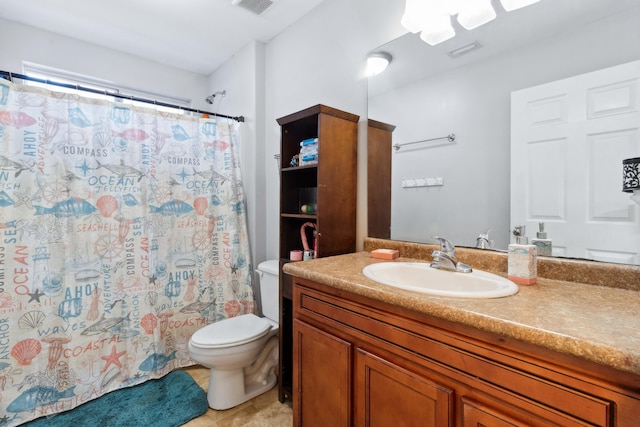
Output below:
[207,366,277,410]
[205,335,279,410]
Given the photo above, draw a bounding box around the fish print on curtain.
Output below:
[0,80,255,425]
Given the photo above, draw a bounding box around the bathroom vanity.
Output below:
[284,242,640,426]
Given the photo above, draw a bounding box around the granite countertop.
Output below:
[283,251,640,376]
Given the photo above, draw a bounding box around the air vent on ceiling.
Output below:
[447,42,482,58]
[231,0,276,16]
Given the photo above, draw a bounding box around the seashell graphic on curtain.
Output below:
[10,339,42,365]
[0,79,255,425]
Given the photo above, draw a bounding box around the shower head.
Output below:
[205,90,226,104]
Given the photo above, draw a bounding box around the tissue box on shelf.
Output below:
[299,137,318,166]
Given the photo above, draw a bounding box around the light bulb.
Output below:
[457,0,496,30]
[500,0,540,12]
[401,0,429,33]
[366,52,392,77]
[419,12,455,46]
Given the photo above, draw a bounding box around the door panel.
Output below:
[293,319,351,427]
[355,349,453,427]
[511,60,640,264]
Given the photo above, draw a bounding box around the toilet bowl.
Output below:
[188,260,280,410]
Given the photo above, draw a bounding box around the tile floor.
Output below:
[182,366,293,427]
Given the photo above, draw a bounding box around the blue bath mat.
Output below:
[25,370,208,427]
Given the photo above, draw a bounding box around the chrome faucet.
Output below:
[430,236,472,273]
[476,229,494,249]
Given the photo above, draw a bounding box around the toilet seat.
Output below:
[190,313,272,349]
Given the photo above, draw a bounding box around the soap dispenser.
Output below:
[508,225,537,285]
[531,222,552,256]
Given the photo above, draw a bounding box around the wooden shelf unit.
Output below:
[367,119,395,239]
[276,104,359,402]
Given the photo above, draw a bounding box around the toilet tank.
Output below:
[256,260,279,323]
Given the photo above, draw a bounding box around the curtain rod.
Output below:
[0,70,245,123]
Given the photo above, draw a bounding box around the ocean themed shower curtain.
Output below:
[0,79,255,425]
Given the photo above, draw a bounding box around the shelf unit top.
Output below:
[368,118,396,132]
[276,104,360,126]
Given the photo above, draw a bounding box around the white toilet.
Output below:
[188,260,280,410]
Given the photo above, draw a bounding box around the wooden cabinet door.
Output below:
[463,406,521,426]
[355,349,453,427]
[461,397,590,427]
[293,319,352,427]
[462,398,530,427]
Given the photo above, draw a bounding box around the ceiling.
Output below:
[0,0,325,76]
[369,0,640,97]
[4,0,632,84]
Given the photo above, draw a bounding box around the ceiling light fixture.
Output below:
[366,52,392,77]
[401,0,540,46]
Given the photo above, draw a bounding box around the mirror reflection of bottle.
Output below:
[531,222,552,257]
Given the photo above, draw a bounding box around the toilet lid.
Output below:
[190,313,272,348]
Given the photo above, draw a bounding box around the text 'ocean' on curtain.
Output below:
[0,80,255,425]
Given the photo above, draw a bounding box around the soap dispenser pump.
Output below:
[531,222,552,256]
[508,225,537,285]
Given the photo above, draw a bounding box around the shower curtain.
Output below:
[0,79,255,425]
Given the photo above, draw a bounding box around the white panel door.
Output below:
[511,61,640,264]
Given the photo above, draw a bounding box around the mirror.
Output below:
[367,0,640,265]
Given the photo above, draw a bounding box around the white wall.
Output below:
[207,41,267,272]
[206,0,377,265]
[0,19,209,108]
[263,0,371,258]
[369,8,640,250]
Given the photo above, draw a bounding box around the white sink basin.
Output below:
[362,262,519,299]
